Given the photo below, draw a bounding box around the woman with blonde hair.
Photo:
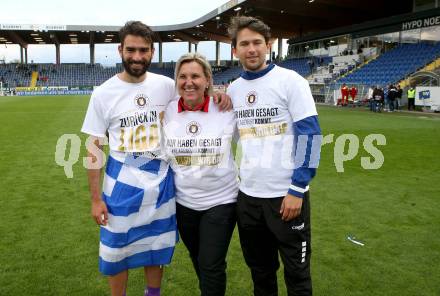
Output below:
[163,52,238,296]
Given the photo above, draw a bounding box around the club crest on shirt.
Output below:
[245,91,258,107]
[134,94,150,109]
[186,121,201,137]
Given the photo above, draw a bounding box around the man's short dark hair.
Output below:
[119,21,155,48]
[228,16,271,48]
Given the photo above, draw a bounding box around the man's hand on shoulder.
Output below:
[213,91,232,111]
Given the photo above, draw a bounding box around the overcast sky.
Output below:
[0,0,288,65]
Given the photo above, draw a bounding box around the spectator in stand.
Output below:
[387,84,398,112]
[396,84,402,111]
[383,87,389,112]
[307,58,315,73]
[372,86,385,112]
[407,86,416,111]
[368,85,375,111]
[340,83,349,106]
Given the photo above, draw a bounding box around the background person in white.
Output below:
[227,16,322,296]
[82,21,177,296]
[163,53,238,296]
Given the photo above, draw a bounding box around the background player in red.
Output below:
[341,83,349,105]
[350,85,358,102]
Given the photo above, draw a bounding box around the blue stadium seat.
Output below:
[336,42,440,85]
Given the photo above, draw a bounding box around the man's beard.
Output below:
[122,57,151,78]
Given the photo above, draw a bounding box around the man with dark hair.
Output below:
[117,21,155,78]
[228,16,271,48]
[396,84,402,111]
[82,20,231,296]
[387,84,398,112]
[372,85,385,112]
[119,21,154,45]
[82,21,176,296]
[227,16,321,296]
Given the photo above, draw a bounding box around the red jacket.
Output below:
[350,87,357,98]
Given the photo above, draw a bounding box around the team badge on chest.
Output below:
[245,91,258,107]
[134,94,150,109]
[186,121,201,137]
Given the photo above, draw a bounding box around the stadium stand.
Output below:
[212,57,333,85]
[0,63,174,88]
[0,64,32,87]
[337,42,440,86]
[276,57,312,77]
[1,59,322,88]
[1,43,439,90]
[213,66,242,85]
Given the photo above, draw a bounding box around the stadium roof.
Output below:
[0,0,415,47]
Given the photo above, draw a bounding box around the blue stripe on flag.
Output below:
[156,168,175,209]
[100,215,177,248]
[139,158,161,174]
[103,181,144,216]
[99,246,175,276]
[105,156,123,180]
[124,155,161,175]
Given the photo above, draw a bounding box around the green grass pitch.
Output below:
[0,95,439,295]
